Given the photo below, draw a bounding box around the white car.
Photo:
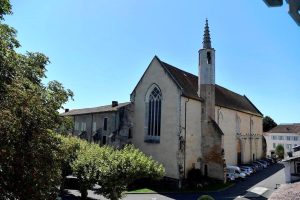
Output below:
[226,166,246,179]
[226,173,236,181]
[239,166,253,175]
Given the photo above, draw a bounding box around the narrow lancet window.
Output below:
[145,86,162,142]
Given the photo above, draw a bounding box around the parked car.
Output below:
[226,173,236,181]
[226,166,246,179]
[240,167,251,176]
[262,157,274,165]
[253,161,267,168]
[267,156,277,164]
[252,162,264,170]
[258,159,270,166]
[244,164,257,172]
[249,163,261,171]
[239,166,254,175]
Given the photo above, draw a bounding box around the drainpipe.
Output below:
[184,98,189,179]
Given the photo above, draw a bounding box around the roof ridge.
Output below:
[160,59,249,100]
[66,102,130,112]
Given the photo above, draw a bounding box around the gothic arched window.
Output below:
[145,85,162,143]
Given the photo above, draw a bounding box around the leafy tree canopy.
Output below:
[263,116,277,132]
[0,1,73,199]
[275,144,284,159]
[70,140,165,200]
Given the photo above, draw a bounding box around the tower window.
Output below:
[207,52,212,64]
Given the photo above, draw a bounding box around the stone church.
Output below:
[62,20,264,183]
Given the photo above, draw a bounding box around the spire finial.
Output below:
[202,19,212,49]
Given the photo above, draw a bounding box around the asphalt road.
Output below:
[62,163,285,200]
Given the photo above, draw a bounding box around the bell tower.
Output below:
[199,20,224,181]
[198,19,215,120]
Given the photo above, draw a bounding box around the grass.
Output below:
[127,182,234,193]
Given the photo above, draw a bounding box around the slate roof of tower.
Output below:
[61,102,131,116]
[267,124,300,133]
[156,57,263,116]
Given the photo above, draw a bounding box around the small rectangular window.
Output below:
[294,136,298,141]
[81,122,86,131]
[272,135,277,140]
[273,143,276,148]
[103,118,108,131]
[287,136,291,141]
[75,122,79,131]
[278,136,283,140]
[92,122,96,132]
[128,128,132,139]
[102,135,107,145]
[296,162,300,174]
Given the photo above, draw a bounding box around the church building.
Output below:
[130,20,263,182]
[62,20,264,184]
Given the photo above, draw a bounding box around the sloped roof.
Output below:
[267,124,300,134]
[156,57,262,116]
[60,102,131,116]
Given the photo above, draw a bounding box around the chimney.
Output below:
[112,101,118,107]
[65,108,69,113]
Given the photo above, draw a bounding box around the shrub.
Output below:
[197,195,215,200]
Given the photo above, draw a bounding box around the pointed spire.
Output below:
[202,19,212,49]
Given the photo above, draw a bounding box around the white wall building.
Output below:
[264,123,300,157]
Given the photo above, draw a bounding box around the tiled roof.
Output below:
[157,57,263,116]
[267,124,300,133]
[60,102,131,116]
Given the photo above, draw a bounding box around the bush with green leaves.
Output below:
[197,195,215,200]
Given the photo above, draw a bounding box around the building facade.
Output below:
[61,101,133,148]
[264,123,300,157]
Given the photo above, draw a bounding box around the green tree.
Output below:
[71,140,102,199]
[0,1,73,199]
[275,144,284,159]
[263,116,277,132]
[57,134,81,192]
[71,142,165,200]
[96,145,165,200]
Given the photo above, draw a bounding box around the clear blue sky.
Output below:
[5,0,300,124]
